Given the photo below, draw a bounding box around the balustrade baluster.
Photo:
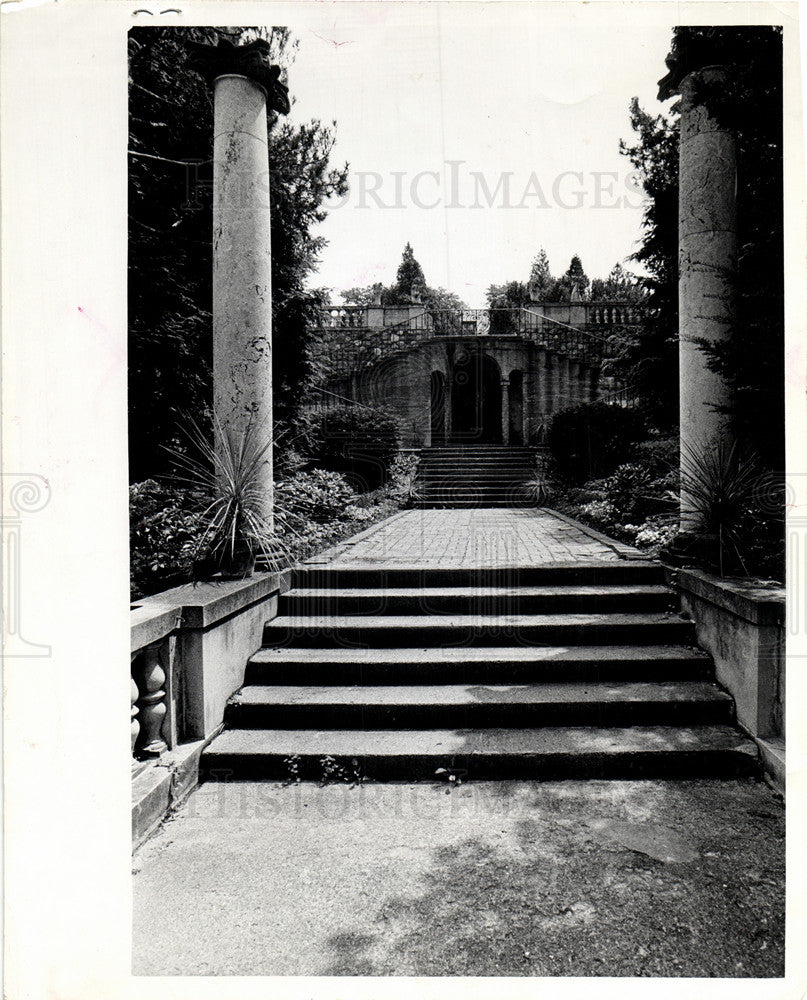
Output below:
[133,644,168,758]
[131,662,140,759]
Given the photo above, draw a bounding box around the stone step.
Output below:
[292,563,664,588]
[224,681,733,729]
[279,584,675,617]
[261,612,696,648]
[245,644,712,685]
[415,500,532,507]
[200,725,758,781]
[418,470,535,479]
[418,489,534,509]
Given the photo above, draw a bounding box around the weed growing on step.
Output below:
[319,755,365,787]
[282,754,301,785]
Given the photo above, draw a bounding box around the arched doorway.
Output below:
[430,370,446,443]
[451,350,502,443]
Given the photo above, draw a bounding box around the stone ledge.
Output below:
[666,566,785,626]
[132,730,222,850]
[131,570,291,650]
[754,736,785,797]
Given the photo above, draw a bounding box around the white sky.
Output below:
[284,5,674,307]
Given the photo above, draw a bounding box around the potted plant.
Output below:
[166,414,276,580]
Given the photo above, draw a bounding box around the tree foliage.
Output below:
[128,26,348,481]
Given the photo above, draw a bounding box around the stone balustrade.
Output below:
[130,571,290,845]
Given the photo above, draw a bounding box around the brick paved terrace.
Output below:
[312,508,634,568]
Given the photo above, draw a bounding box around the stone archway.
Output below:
[451,350,502,443]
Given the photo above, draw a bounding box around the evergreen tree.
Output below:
[394,242,427,298]
[528,249,553,298]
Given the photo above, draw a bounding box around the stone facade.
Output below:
[312,302,640,447]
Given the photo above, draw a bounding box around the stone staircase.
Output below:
[415,445,538,507]
[200,561,758,782]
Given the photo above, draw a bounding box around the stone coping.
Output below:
[667,566,785,627]
[131,570,291,652]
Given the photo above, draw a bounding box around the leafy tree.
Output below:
[128,26,348,481]
[486,280,529,308]
[591,263,644,302]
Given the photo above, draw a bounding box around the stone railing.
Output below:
[130,571,290,845]
[131,609,184,766]
[311,304,644,378]
[667,566,786,792]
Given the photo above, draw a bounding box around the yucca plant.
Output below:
[165,414,277,579]
[679,439,762,576]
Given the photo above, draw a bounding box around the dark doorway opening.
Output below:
[451,351,501,443]
[430,370,446,443]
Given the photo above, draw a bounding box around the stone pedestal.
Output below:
[677,66,737,525]
[212,74,274,524]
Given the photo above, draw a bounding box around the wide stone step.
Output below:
[261,612,696,648]
[279,584,675,616]
[224,681,733,729]
[245,644,712,685]
[418,471,535,480]
[415,498,535,507]
[200,725,758,781]
[292,562,664,588]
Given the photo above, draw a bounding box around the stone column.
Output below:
[501,380,510,444]
[550,354,563,416]
[536,349,549,422]
[558,356,571,412]
[569,361,582,408]
[661,59,737,526]
[188,39,290,528]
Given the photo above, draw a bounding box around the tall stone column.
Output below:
[558,356,571,412]
[536,349,549,422]
[501,380,510,444]
[660,56,737,527]
[188,39,290,527]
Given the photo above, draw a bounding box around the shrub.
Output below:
[629,435,679,477]
[129,480,206,599]
[274,469,358,526]
[547,401,647,484]
[304,404,400,490]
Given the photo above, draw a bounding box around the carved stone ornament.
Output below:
[187,38,291,115]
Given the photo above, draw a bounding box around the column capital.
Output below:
[187,38,290,115]
[658,32,731,103]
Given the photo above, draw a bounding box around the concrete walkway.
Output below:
[313,508,632,567]
[133,778,783,977]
